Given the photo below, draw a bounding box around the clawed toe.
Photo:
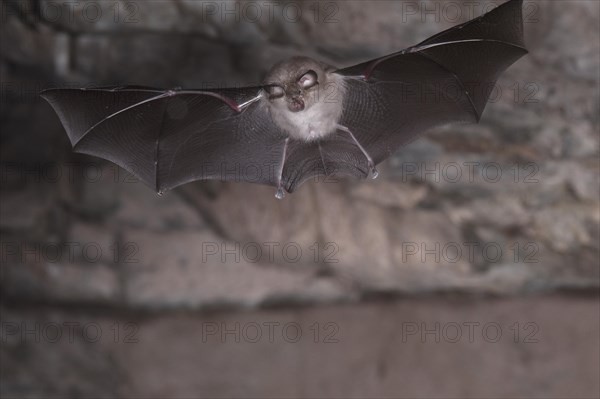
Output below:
[369,163,379,179]
[275,187,285,200]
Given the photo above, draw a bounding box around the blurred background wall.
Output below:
[1,0,599,397]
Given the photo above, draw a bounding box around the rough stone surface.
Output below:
[2,295,599,398]
[1,0,598,307]
[1,0,599,396]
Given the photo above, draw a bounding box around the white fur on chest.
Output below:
[282,103,339,141]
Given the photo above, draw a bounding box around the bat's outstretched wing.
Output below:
[43,0,526,197]
[282,0,527,193]
[42,86,287,193]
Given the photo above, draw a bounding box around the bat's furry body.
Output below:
[261,57,347,142]
[41,0,528,198]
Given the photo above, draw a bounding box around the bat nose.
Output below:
[287,96,305,112]
[286,84,301,96]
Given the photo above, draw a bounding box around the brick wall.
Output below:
[1,1,598,397]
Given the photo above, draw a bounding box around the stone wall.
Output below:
[1,0,599,397]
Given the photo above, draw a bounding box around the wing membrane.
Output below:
[42,87,287,192]
[42,0,527,195]
[321,0,527,183]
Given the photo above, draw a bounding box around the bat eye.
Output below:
[266,85,285,99]
[299,70,318,89]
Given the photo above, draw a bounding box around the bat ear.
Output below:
[299,70,318,89]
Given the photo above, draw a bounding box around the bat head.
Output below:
[263,56,333,113]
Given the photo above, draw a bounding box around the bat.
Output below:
[41,0,527,199]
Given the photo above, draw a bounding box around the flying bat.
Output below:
[42,0,527,199]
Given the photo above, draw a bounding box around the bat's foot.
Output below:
[369,162,379,179]
[275,187,285,200]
